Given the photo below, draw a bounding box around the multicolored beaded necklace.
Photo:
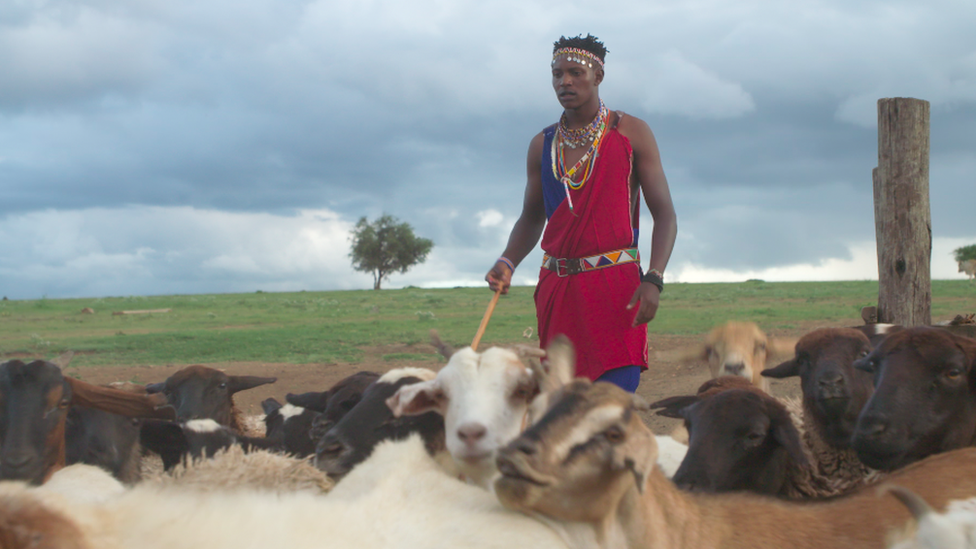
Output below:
[551,101,609,212]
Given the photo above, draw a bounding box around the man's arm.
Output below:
[619,115,678,325]
[486,132,547,294]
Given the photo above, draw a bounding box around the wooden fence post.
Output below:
[874,98,932,326]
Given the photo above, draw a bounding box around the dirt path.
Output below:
[73,332,804,437]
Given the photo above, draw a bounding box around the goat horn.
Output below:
[880,484,934,520]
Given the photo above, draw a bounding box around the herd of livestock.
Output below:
[1,317,976,548]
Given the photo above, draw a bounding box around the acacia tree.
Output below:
[349,214,434,290]
[953,244,976,263]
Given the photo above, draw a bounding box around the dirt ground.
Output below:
[74,330,807,437]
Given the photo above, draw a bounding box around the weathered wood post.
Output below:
[874,98,932,326]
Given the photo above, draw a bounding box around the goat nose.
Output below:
[724,362,746,376]
[457,423,487,445]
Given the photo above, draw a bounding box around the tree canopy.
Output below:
[953,244,976,263]
[349,214,434,290]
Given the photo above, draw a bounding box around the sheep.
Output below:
[145,365,275,434]
[385,333,542,488]
[880,485,976,549]
[960,259,976,282]
[852,327,976,471]
[314,367,448,479]
[142,443,334,495]
[138,418,285,470]
[761,327,883,496]
[494,374,976,549]
[0,435,568,549]
[657,321,796,391]
[279,370,381,456]
[651,377,810,497]
[0,359,173,485]
[260,399,321,457]
[651,328,890,498]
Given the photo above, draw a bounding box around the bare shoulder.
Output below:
[614,112,656,147]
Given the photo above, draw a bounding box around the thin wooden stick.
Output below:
[471,288,502,350]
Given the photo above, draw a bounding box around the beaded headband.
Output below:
[552,47,604,69]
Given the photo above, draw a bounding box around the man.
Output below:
[485,34,677,392]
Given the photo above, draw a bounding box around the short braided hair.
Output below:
[552,34,608,64]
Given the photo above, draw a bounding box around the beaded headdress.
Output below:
[551,47,605,70]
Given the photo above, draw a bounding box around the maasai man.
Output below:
[485,34,677,392]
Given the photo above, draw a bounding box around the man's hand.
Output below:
[486,261,513,294]
[626,282,661,326]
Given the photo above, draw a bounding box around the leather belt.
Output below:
[541,248,640,277]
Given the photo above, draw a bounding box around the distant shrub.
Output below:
[953,245,976,263]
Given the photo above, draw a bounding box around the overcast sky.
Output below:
[1,0,974,300]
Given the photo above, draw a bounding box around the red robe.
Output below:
[535,118,648,381]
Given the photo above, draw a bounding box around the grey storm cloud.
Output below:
[1,0,975,299]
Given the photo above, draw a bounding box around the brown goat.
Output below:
[657,321,796,391]
[495,377,976,549]
[650,377,808,497]
[0,360,173,485]
[146,365,275,433]
[852,327,976,471]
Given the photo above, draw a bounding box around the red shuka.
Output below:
[535,119,648,381]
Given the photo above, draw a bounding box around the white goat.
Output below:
[388,334,686,487]
[0,435,568,549]
[386,341,539,488]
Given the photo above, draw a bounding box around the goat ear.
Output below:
[762,358,800,379]
[386,379,446,417]
[612,426,657,494]
[145,382,166,394]
[286,391,329,412]
[541,335,576,392]
[227,375,276,394]
[649,395,699,418]
[769,404,809,469]
[429,329,455,360]
[261,398,283,415]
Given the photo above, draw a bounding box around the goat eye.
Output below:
[755,342,767,353]
[604,426,625,444]
[746,432,764,442]
[218,382,228,390]
[945,369,963,381]
[59,398,70,409]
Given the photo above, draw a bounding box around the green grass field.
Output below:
[1,281,974,369]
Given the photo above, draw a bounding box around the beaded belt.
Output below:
[542,248,640,277]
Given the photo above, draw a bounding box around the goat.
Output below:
[386,333,541,487]
[145,365,275,433]
[651,377,809,497]
[0,435,567,549]
[852,327,976,471]
[761,327,882,495]
[494,372,976,549]
[0,359,173,485]
[289,370,380,454]
[260,399,321,457]
[657,321,796,391]
[314,367,449,479]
